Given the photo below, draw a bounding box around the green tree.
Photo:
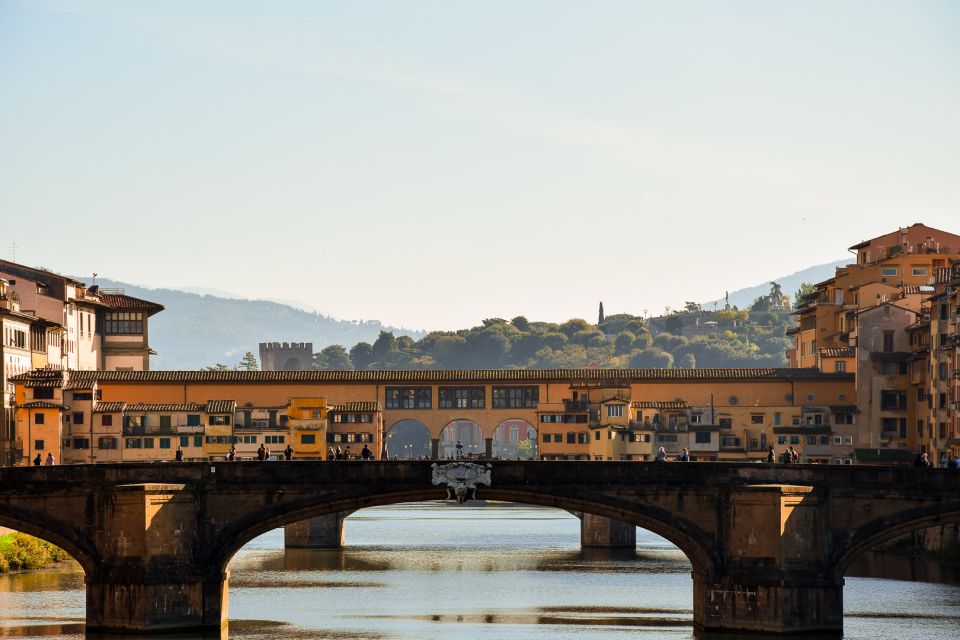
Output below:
[203,363,231,371]
[314,345,354,370]
[664,314,684,335]
[629,348,674,369]
[510,316,530,331]
[237,352,258,371]
[349,342,374,369]
[614,331,636,354]
[769,282,785,309]
[794,282,816,308]
[559,318,592,338]
[371,331,399,361]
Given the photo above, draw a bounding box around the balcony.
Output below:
[122,425,175,436]
[563,399,590,413]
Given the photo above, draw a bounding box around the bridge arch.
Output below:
[212,486,720,584]
[384,419,432,459]
[492,418,537,460]
[832,500,960,580]
[439,419,484,459]
[0,511,97,577]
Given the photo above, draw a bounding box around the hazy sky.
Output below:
[1,1,958,330]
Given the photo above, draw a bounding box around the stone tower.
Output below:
[258,342,314,371]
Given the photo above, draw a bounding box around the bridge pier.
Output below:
[693,484,843,635]
[84,483,227,633]
[485,437,493,458]
[431,438,440,459]
[580,513,636,548]
[284,512,350,548]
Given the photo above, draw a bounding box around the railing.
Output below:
[563,399,589,413]
[122,426,176,436]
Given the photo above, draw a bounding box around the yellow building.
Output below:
[286,397,328,459]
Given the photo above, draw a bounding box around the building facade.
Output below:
[10,368,853,466]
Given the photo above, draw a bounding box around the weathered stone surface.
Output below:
[1,461,959,634]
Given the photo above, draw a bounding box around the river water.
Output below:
[0,503,958,639]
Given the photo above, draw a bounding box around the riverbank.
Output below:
[0,532,70,573]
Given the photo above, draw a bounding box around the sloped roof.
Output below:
[330,401,382,412]
[43,368,854,385]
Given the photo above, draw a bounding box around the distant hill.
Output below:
[702,259,846,310]
[85,278,424,370]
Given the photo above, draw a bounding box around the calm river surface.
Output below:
[1,503,958,639]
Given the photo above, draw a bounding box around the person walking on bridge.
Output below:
[766,445,776,463]
[257,444,266,461]
[655,447,667,462]
[33,453,41,466]
[44,452,55,466]
[678,448,690,462]
[284,444,293,460]
[361,444,372,460]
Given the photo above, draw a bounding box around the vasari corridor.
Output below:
[2,2,960,639]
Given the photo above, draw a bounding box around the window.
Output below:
[102,415,113,427]
[33,388,53,400]
[160,415,172,429]
[180,436,190,447]
[778,436,787,445]
[159,438,171,449]
[209,415,231,425]
[881,267,898,277]
[187,414,201,426]
[695,432,711,444]
[35,413,45,425]
[301,434,316,444]
[578,433,589,444]
[566,433,576,444]
[835,361,846,373]
[193,436,202,447]
[438,386,485,409]
[721,436,739,447]
[71,412,84,425]
[385,387,432,409]
[690,414,702,424]
[265,435,285,444]
[126,438,141,448]
[719,417,732,429]
[843,436,853,445]
[751,414,764,424]
[542,433,551,442]
[790,436,800,445]
[806,436,817,445]
[492,386,539,409]
[124,416,143,428]
[882,331,895,353]
[912,267,928,276]
[834,412,854,425]
[607,404,624,418]
[104,312,144,334]
[143,438,154,448]
[594,431,601,440]
[880,390,907,410]
[659,435,678,443]
[98,437,117,449]
[73,437,90,449]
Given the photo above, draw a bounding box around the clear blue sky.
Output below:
[1,1,958,329]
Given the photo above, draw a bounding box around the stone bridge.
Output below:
[1,461,959,635]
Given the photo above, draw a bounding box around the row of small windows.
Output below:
[103,312,144,335]
[331,413,374,423]
[328,433,374,443]
[385,386,539,410]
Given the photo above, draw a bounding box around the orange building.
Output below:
[11,368,854,466]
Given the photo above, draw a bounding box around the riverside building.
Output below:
[10,368,852,466]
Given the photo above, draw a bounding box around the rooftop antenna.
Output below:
[92,272,98,286]
[9,242,17,262]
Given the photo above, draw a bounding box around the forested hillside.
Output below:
[313,284,800,371]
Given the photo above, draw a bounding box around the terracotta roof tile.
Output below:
[19,401,68,410]
[819,348,855,358]
[330,401,382,412]
[93,402,127,413]
[59,368,853,385]
[631,400,689,409]
[205,400,236,414]
[100,293,164,315]
[124,403,207,413]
